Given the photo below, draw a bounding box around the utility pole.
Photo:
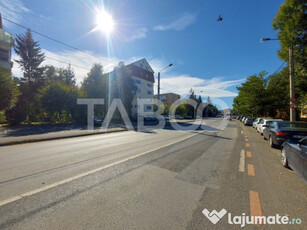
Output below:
[260,38,296,121]
[289,45,295,121]
[157,72,160,100]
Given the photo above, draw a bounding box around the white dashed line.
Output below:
[239,149,245,172]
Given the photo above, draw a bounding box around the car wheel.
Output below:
[281,148,289,168]
[269,136,276,148]
[263,134,267,140]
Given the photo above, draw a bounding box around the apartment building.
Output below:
[127,59,155,116]
[0,14,14,71]
[105,58,155,116]
[155,93,181,107]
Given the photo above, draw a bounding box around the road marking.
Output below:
[0,130,206,207]
[239,150,245,172]
[247,164,255,176]
[241,130,243,134]
[246,151,252,158]
[244,135,248,138]
[245,143,250,148]
[249,190,263,224]
[245,138,248,142]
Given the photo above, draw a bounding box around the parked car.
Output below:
[281,137,307,182]
[257,119,283,135]
[244,118,254,126]
[241,117,246,122]
[264,121,307,148]
[252,118,261,129]
[226,116,232,120]
[93,116,103,125]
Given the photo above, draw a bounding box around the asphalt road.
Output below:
[0,119,306,229]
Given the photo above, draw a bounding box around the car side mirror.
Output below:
[263,125,268,128]
[298,139,307,146]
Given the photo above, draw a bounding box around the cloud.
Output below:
[12,49,243,99]
[154,12,197,31]
[0,0,30,26]
[155,74,245,98]
[12,49,120,84]
[12,49,145,84]
[125,27,148,42]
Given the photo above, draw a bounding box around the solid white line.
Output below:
[0,131,203,207]
[239,149,245,172]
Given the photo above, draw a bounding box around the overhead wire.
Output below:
[2,17,117,65]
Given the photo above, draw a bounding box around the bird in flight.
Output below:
[217,15,223,21]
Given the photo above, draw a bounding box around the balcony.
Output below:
[0,28,14,47]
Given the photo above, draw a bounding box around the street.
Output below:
[0,118,306,229]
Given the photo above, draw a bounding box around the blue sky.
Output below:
[0,0,285,109]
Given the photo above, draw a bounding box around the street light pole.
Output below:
[260,38,296,121]
[157,63,173,100]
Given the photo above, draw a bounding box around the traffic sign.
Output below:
[289,97,297,102]
[290,104,297,109]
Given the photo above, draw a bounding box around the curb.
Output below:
[0,119,206,147]
[0,128,127,147]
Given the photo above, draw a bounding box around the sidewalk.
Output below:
[0,125,127,146]
[0,119,210,146]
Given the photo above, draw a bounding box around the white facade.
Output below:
[129,59,155,116]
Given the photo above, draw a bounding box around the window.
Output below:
[146,106,152,110]
[0,49,9,61]
[137,89,141,93]
[135,79,141,84]
[140,72,144,77]
[147,83,151,87]
[147,91,152,95]
[145,74,149,78]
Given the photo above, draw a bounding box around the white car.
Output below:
[253,118,261,129]
[256,119,283,135]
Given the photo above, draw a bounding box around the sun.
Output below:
[96,10,114,34]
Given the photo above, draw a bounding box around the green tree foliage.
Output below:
[38,81,83,122]
[14,29,45,122]
[14,29,45,86]
[273,0,307,75]
[266,67,289,118]
[232,72,269,117]
[58,64,76,86]
[82,64,106,98]
[272,0,307,118]
[43,64,76,86]
[0,67,19,111]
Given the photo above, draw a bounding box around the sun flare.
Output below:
[96,10,114,34]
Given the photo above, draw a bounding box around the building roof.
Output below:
[157,93,181,97]
[126,58,155,83]
[127,58,154,73]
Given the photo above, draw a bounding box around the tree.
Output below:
[58,64,76,86]
[232,71,269,117]
[0,67,19,111]
[38,81,83,122]
[82,64,106,98]
[266,67,289,118]
[14,29,45,122]
[273,0,307,76]
[14,29,45,86]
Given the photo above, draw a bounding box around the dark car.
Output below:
[281,137,307,182]
[244,118,254,126]
[264,121,307,148]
